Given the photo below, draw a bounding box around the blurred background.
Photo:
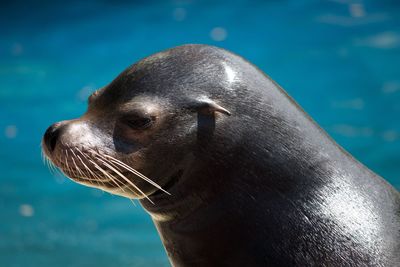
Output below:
[0,0,399,266]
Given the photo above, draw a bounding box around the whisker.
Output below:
[48,156,59,175]
[74,150,103,183]
[70,152,85,178]
[95,156,153,204]
[40,150,46,165]
[75,148,109,188]
[68,148,87,178]
[87,157,134,196]
[73,148,141,206]
[43,153,51,171]
[64,150,72,174]
[129,198,137,206]
[43,144,154,205]
[98,153,170,195]
[42,150,54,174]
[81,151,138,207]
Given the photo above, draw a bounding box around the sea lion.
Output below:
[42,44,400,266]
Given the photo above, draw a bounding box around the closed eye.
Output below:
[123,116,153,130]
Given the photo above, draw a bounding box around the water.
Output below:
[1,1,399,266]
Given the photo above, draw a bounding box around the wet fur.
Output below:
[44,45,400,267]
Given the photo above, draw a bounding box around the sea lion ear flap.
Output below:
[189,98,231,116]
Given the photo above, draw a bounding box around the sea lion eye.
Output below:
[123,116,153,130]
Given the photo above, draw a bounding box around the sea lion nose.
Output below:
[44,123,65,152]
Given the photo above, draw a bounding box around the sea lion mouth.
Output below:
[150,169,183,198]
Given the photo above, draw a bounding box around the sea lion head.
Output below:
[42,45,237,201]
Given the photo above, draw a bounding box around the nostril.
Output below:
[44,123,62,152]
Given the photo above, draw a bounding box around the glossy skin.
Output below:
[43,45,400,267]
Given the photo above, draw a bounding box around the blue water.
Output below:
[1,1,399,266]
